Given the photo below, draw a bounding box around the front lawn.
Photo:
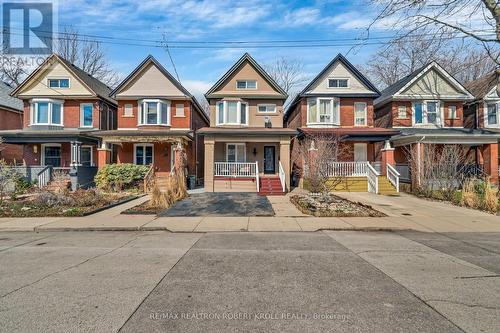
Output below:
[0,189,136,217]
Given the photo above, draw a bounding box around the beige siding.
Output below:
[17,61,93,97]
[116,62,186,98]
[402,68,463,96]
[209,98,284,127]
[211,60,283,97]
[306,61,375,94]
[213,179,257,192]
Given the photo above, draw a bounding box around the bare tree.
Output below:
[365,38,497,87]
[368,0,500,91]
[265,56,308,95]
[291,133,350,193]
[56,27,119,87]
[0,53,29,86]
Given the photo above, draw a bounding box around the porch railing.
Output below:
[143,164,155,193]
[387,164,400,192]
[37,166,52,188]
[324,161,368,177]
[255,162,260,192]
[366,163,379,194]
[278,161,286,192]
[214,162,257,177]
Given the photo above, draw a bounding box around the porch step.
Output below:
[259,177,285,196]
[377,176,398,195]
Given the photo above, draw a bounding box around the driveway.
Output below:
[1,231,499,332]
[160,193,275,217]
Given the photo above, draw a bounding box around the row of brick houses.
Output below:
[0,52,498,194]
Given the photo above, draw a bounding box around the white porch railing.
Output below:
[387,164,400,193]
[366,163,379,194]
[37,166,51,188]
[325,161,368,177]
[278,161,286,192]
[214,162,257,177]
[255,162,260,192]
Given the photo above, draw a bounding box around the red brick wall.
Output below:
[392,101,413,127]
[0,107,24,163]
[22,99,102,129]
[339,98,374,127]
[117,142,172,174]
[443,101,464,127]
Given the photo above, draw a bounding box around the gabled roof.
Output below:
[205,53,288,98]
[11,54,116,105]
[110,55,192,98]
[110,55,209,124]
[374,61,474,107]
[300,53,380,96]
[464,71,498,100]
[0,82,23,112]
[284,54,379,120]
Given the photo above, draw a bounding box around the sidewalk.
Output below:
[0,193,498,233]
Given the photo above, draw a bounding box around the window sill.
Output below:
[122,115,135,118]
[256,112,278,116]
[138,124,171,127]
[173,115,186,118]
[29,124,64,127]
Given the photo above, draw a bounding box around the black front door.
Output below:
[263,146,275,174]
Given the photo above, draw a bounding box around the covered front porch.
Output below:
[200,128,296,194]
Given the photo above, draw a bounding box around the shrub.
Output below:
[460,178,479,209]
[95,164,150,191]
[14,176,33,195]
[482,179,499,214]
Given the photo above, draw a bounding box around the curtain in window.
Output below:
[427,102,438,124]
[236,144,245,162]
[308,99,317,123]
[240,103,246,124]
[37,102,49,123]
[160,103,168,124]
[414,103,423,124]
[319,99,332,123]
[227,144,236,162]
[146,102,157,124]
[354,103,366,125]
[487,104,497,125]
[227,102,238,123]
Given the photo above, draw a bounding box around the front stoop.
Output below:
[259,176,285,196]
[377,176,399,195]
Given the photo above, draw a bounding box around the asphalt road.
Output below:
[0,231,499,332]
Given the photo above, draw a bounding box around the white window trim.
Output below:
[411,100,442,126]
[174,103,185,117]
[216,100,249,126]
[397,105,408,119]
[306,97,340,127]
[47,77,71,89]
[80,103,94,128]
[30,98,64,126]
[133,143,154,165]
[226,143,246,162]
[40,143,62,166]
[327,78,349,89]
[354,102,367,126]
[484,101,500,128]
[236,80,258,90]
[81,145,94,166]
[138,99,171,126]
[123,104,134,117]
[257,104,277,113]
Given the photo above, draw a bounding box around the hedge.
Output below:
[94,164,150,191]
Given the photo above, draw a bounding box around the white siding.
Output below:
[306,61,375,94]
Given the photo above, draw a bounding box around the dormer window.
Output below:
[138,99,170,126]
[48,78,70,88]
[328,78,348,88]
[236,80,257,89]
[30,99,63,126]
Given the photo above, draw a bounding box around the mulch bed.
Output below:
[0,193,137,217]
[121,200,162,215]
[290,193,386,217]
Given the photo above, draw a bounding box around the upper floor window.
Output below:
[486,103,498,126]
[328,78,348,88]
[307,97,339,126]
[48,78,69,88]
[448,105,458,119]
[123,104,133,117]
[216,100,248,126]
[138,99,170,126]
[31,99,63,126]
[175,104,185,117]
[258,104,276,113]
[80,103,93,128]
[413,101,441,126]
[236,80,257,90]
[397,105,407,119]
[354,102,367,126]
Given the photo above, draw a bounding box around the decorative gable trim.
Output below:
[205,53,287,98]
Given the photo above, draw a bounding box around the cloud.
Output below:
[182,79,212,96]
[283,7,321,27]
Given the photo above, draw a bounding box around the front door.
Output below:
[263,146,275,174]
[354,143,368,162]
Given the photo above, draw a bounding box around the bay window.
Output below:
[413,101,441,126]
[138,99,170,126]
[307,97,339,126]
[31,99,63,126]
[216,100,249,126]
[486,103,499,126]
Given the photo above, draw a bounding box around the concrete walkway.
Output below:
[0,193,499,233]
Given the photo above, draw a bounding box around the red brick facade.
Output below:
[0,107,23,163]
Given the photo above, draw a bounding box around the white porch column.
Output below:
[70,141,82,167]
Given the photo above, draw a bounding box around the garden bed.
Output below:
[290,193,386,217]
[121,200,162,215]
[0,190,137,217]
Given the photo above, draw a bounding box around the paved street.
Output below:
[0,231,499,333]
